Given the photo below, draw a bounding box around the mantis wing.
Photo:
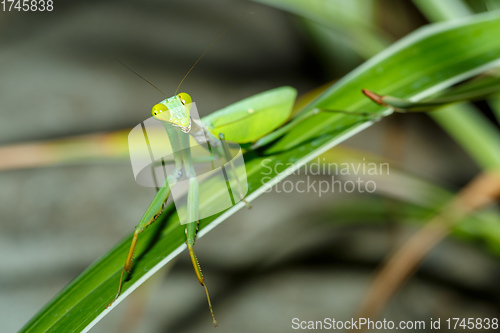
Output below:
[202,86,297,143]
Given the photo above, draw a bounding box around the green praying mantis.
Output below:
[106,80,392,325]
[107,85,300,326]
[107,81,498,325]
[106,38,500,328]
[106,80,499,325]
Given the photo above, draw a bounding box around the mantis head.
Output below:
[151,92,193,133]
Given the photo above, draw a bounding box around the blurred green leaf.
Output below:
[254,0,390,57]
[268,11,500,155]
[413,0,472,22]
[413,0,500,169]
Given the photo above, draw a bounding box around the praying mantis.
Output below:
[107,82,390,325]
[107,85,301,326]
[108,75,492,325]
[107,23,497,325]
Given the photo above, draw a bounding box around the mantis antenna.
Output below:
[114,58,167,98]
[115,12,252,98]
[174,11,253,95]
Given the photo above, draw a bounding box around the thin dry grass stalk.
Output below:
[354,170,500,331]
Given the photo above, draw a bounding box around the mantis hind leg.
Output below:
[186,241,217,326]
[107,161,179,309]
[107,227,141,308]
[107,220,163,308]
[107,193,171,309]
[181,134,218,326]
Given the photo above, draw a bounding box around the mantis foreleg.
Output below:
[175,124,218,326]
[107,126,185,308]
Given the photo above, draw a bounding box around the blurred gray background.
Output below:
[1,1,499,332]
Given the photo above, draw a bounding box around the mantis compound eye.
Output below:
[177,92,192,106]
[151,103,169,117]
